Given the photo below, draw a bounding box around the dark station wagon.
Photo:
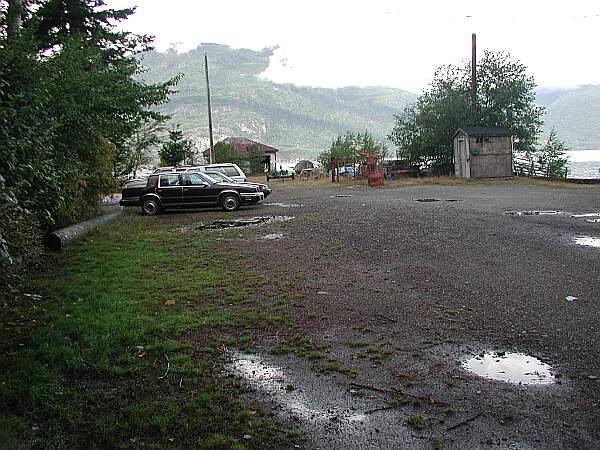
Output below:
[120,172,265,215]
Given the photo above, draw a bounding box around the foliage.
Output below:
[117,117,168,178]
[0,1,179,277]
[535,129,570,178]
[388,51,546,166]
[318,130,388,171]
[159,124,194,166]
[211,141,242,165]
[246,144,267,174]
[0,216,289,448]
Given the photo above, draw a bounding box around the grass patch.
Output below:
[408,414,427,430]
[317,360,357,377]
[0,214,292,448]
[346,339,369,348]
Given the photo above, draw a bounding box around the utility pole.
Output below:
[471,33,477,114]
[204,52,214,164]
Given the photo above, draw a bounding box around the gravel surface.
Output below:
[222,182,600,449]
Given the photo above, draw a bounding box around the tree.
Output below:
[388,51,545,167]
[246,145,266,174]
[318,130,388,171]
[212,142,242,165]
[0,0,179,271]
[118,117,168,178]
[159,125,194,166]
[537,129,570,178]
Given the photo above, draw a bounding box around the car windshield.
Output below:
[210,166,240,177]
[206,172,235,183]
[199,173,219,184]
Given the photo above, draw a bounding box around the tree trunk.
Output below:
[7,0,23,39]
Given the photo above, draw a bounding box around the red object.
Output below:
[359,150,385,187]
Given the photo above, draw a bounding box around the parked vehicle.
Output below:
[120,172,264,215]
[267,168,294,181]
[197,169,272,198]
[153,163,247,182]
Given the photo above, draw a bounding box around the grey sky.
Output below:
[111,0,600,93]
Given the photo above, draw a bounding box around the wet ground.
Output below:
[191,183,600,449]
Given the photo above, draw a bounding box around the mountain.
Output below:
[139,44,417,159]
[539,85,600,149]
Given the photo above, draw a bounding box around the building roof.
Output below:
[205,137,279,156]
[454,127,513,138]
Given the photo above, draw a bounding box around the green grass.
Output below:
[0,214,292,449]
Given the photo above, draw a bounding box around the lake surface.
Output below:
[566,149,600,179]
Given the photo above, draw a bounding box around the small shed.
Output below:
[294,160,314,174]
[453,127,513,178]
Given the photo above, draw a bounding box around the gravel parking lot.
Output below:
[221,182,600,449]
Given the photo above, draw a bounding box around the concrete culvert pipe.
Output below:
[44,211,122,251]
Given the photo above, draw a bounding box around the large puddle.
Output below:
[574,236,600,248]
[463,351,555,385]
[178,216,294,232]
[571,213,600,218]
[226,351,366,425]
[264,202,303,208]
[415,198,440,203]
[506,210,563,216]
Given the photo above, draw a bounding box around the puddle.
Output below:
[330,194,353,198]
[571,213,600,218]
[506,210,563,216]
[463,351,555,385]
[264,202,303,208]
[226,351,367,425]
[178,216,294,232]
[415,198,440,202]
[263,233,284,240]
[574,236,600,248]
[445,199,463,202]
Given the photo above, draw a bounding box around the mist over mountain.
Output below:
[139,44,600,160]
[539,86,600,149]
[139,44,416,159]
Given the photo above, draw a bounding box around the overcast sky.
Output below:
[110,0,600,93]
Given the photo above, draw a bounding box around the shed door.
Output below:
[458,138,469,178]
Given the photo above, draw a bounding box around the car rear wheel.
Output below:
[221,194,240,212]
[141,198,161,216]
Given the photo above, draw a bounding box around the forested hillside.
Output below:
[540,85,600,149]
[140,44,417,159]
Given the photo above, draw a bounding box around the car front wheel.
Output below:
[141,198,161,216]
[221,194,240,212]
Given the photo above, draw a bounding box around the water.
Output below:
[506,210,563,216]
[226,351,367,424]
[415,198,440,203]
[263,233,284,240]
[463,351,555,385]
[566,149,600,179]
[574,236,600,248]
[264,202,303,208]
[178,216,294,232]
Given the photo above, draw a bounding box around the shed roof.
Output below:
[204,137,279,156]
[454,127,513,138]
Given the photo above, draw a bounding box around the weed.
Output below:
[346,339,370,348]
[408,415,426,430]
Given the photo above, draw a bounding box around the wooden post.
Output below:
[331,157,335,183]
